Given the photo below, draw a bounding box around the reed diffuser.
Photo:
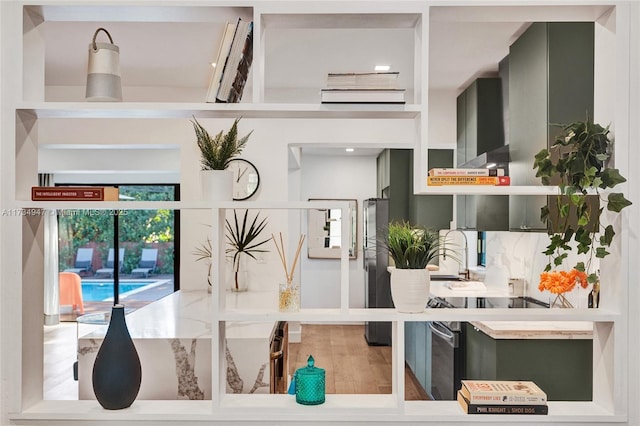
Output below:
[272,232,305,312]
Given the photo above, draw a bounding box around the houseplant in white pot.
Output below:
[381,221,453,313]
[192,117,253,201]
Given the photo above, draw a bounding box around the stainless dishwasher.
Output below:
[427,298,466,400]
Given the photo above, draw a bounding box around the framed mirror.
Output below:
[307,199,357,259]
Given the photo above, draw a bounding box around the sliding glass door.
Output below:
[57,184,179,320]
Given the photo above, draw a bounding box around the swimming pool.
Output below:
[81,280,166,302]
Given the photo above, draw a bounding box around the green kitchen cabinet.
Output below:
[456,78,509,231]
[405,321,430,396]
[508,22,595,231]
[464,322,592,401]
[377,148,453,231]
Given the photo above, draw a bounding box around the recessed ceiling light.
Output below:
[485,163,497,169]
[374,65,390,71]
[211,62,216,67]
[345,148,355,152]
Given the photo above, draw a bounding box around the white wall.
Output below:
[38,117,413,297]
[299,152,378,309]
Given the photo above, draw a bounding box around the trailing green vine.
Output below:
[533,117,632,283]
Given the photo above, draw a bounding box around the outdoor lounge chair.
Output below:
[131,248,158,278]
[95,248,125,278]
[59,272,84,315]
[63,248,94,275]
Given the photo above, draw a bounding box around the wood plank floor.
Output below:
[44,323,428,401]
[288,324,428,400]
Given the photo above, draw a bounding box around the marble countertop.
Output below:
[470,321,594,340]
[430,281,512,298]
[78,290,276,340]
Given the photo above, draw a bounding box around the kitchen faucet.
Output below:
[443,229,469,280]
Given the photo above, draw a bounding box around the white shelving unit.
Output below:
[1,1,635,425]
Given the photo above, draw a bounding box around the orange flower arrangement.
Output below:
[539,269,589,308]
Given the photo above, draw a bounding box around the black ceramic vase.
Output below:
[92,305,142,409]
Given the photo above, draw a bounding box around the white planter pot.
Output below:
[201,169,233,201]
[387,267,430,313]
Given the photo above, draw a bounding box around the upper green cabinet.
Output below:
[378,149,453,231]
[508,22,594,231]
[456,78,505,165]
[456,78,508,231]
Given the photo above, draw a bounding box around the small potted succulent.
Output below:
[192,117,253,201]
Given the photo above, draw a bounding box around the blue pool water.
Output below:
[81,281,155,302]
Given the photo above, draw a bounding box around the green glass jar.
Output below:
[294,355,325,405]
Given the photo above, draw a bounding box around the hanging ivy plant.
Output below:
[533,117,632,283]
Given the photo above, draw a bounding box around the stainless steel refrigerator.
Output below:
[363,198,392,346]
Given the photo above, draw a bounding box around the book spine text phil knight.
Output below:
[471,405,548,415]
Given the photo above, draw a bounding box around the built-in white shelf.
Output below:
[11,399,624,424]
[419,185,562,196]
[16,200,360,212]
[218,307,619,322]
[403,401,622,423]
[16,103,421,119]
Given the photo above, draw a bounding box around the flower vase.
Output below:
[551,293,574,308]
[231,252,249,292]
[92,305,142,409]
[279,282,300,312]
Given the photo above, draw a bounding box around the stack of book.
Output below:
[320,71,405,104]
[31,186,119,201]
[457,380,548,415]
[427,168,510,186]
[206,18,254,103]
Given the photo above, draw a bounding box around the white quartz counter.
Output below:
[430,281,512,299]
[78,290,277,399]
[469,321,594,340]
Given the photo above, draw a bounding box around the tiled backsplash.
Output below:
[438,230,597,308]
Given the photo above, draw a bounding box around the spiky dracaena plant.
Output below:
[192,117,253,170]
[225,210,270,290]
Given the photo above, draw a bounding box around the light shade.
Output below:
[86,28,122,102]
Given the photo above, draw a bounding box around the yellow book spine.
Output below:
[427,176,510,186]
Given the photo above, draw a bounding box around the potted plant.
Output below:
[225,209,270,292]
[533,117,632,285]
[192,237,213,291]
[192,116,253,201]
[379,221,454,313]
